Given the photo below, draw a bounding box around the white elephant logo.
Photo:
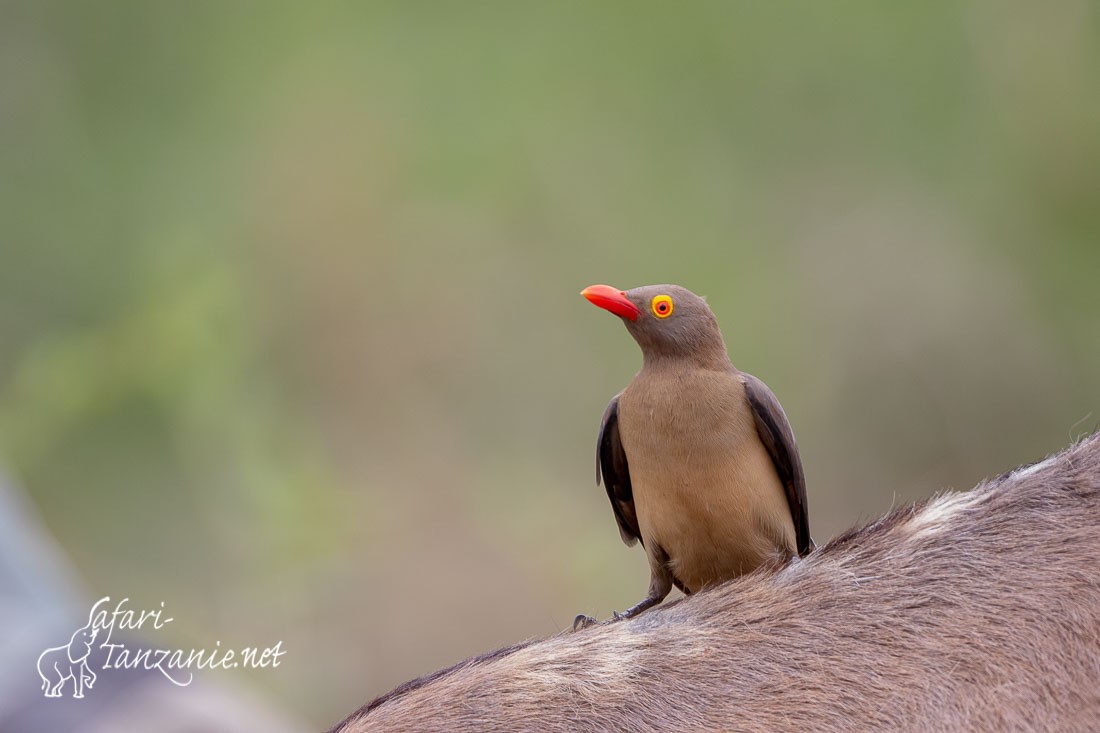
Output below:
[37,618,99,699]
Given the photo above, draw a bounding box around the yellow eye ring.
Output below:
[651,295,674,318]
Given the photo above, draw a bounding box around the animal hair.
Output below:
[329,433,1100,732]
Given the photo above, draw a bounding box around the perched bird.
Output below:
[579,283,812,624]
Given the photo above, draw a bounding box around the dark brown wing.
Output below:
[741,373,813,555]
[596,393,642,547]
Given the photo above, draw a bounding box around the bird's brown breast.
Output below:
[617,367,796,592]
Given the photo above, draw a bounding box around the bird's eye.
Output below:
[651,295,674,318]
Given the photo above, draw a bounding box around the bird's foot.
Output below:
[574,600,660,630]
[572,614,599,632]
[572,611,635,631]
[616,594,663,620]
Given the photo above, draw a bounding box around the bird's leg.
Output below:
[572,550,676,630]
[612,595,661,620]
[571,580,668,631]
[612,561,674,621]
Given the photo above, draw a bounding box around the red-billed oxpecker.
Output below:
[578,284,812,626]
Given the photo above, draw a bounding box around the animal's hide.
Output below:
[330,434,1100,732]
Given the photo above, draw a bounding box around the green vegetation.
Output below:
[2,2,1098,725]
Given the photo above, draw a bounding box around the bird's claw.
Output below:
[572,610,635,631]
[572,614,599,632]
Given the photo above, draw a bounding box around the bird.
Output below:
[577,283,812,626]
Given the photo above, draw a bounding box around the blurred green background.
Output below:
[2,1,1098,727]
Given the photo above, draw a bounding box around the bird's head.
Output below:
[581,283,729,367]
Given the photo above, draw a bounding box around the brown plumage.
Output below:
[582,283,811,620]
